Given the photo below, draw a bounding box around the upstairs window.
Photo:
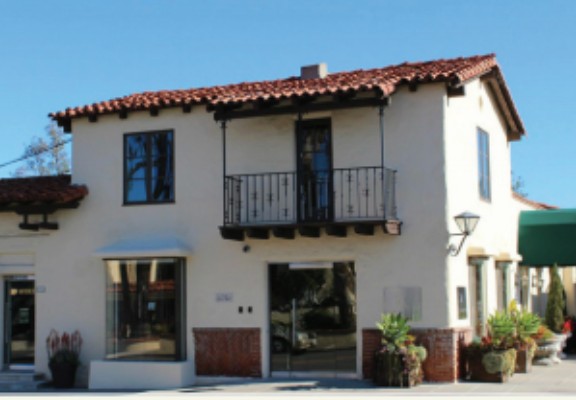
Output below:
[477,128,491,201]
[124,130,174,204]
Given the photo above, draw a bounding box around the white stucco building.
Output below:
[0,54,537,388]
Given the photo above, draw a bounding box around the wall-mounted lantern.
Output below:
[532,274,544,289]
[448,211,480,256]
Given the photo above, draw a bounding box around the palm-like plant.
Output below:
[376,313,411,351]
[487,311,516,349]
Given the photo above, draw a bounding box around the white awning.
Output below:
[93,237,192,258]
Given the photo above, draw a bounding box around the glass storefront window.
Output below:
[105,258,185,361]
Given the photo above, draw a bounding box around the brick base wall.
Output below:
[363,327,473,382]
[193,328,261,377]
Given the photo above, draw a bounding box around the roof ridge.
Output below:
[51,53,518,134]
[61,53,497,108]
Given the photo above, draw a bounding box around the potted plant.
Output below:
[464,311,516,383]
[533,324,560,365]
[508,301,540,373]
[545,265,571,358]
[373,313,427,387]
[46,329,82,388]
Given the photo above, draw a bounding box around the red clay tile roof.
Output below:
[0,175,88,209]
[513,192,557,210]
[50,53,524,136]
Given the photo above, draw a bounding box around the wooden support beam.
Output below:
[383,220,402,235]
[88,114,98,123]
[207,102,243,113]
[332,91,357,103]
[326,225,347,237]
[354,224,375,236]
[219,227,245,241]
[14,206,57,216]
[253,99,280,111]
[246,228,270,240]
[292,95,318,107]
[61,119,72,133]
[18,214,38,231]
[214,96,387,121]
[39,214,58,230]
[272,227,295,239]
[150,107,160,117]
[119,110,129,119]
[19,222,39,231]
[298,226,321,238]
[447,85,465,97]
[39,222,59,230]
[182,104,192,113]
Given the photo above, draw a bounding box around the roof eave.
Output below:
[480,69,525,141]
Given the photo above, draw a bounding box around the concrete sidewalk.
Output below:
[179,356,576,396]
[5,355,576,398]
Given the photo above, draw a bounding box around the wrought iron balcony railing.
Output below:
[223,166,397,227]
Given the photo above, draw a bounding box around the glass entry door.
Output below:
[4,277,35,368]
[269,262,356,376]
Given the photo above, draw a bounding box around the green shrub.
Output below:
[545,265,565,333]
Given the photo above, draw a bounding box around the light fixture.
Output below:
[448,211,480,256]
[532,274,544,289]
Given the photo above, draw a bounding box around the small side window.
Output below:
[477,128,491,201]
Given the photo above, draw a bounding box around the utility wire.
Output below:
[0,138,72,170]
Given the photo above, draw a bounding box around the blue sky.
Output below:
[0,0,574,207]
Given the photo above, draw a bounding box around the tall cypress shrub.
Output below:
[545,265,565,333]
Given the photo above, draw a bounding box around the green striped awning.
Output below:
[518,209,576,267]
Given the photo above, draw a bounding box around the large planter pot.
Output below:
[465,348,516,383]
[534,334,568,365]
[373,350,422,388]
[515,347,533,373]
[49,362,78,388]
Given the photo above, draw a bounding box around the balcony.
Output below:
[220,166,401,240]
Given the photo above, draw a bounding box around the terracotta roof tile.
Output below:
[0,175,88,208]
[513,192,557,210]
[50,54,524,136]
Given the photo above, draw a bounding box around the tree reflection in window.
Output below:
[124,130,174,204]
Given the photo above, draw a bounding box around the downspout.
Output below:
[220,118,228,226]
[296,111,303,223]
[378,101,386,219]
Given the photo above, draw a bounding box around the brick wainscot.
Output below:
[194,328,261,377]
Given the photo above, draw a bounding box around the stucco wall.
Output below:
[0,77,524,386]
[32,85,447,381]
[444,78,523,326]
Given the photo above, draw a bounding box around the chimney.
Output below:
[300,63,328,80]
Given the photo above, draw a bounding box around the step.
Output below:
[0,371,45,392]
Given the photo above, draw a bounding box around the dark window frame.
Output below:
[123,129,175,205]
[477,128,491,201]
[104,257,187,361]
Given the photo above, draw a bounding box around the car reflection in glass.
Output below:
[271,322,317,353]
